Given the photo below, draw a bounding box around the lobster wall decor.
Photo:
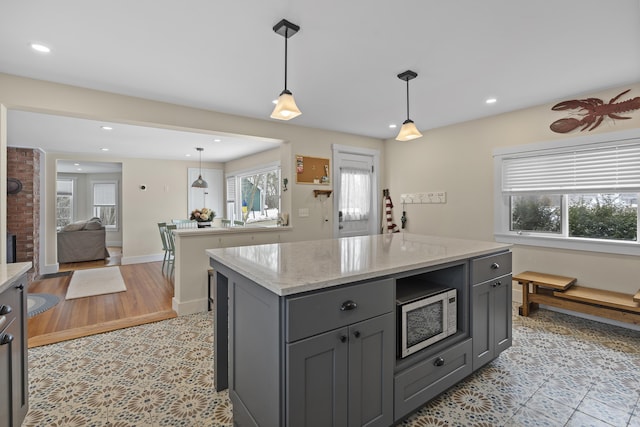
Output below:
[549,89,640,133]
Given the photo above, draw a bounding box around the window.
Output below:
[494,131,640,255]
[227,164,280,223]
[93,181,118,229]
[56,178,74,229]
[339,167,371,221]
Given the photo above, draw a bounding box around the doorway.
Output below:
[332,145,380,238]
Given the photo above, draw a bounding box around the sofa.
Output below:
[57,217,109,263]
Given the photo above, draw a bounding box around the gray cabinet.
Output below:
[471,252,512,371]
[286,279,394,427]
[287,313,394,427]
[0,273,28,427]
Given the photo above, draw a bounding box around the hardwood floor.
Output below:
[27,254,176,348]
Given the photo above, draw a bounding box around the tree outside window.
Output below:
[56,179,74,229]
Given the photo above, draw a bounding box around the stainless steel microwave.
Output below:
[397,286,457,358]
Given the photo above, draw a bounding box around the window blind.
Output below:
[226,176,236,202]
[501,141,640,194]
[93,183,116,205]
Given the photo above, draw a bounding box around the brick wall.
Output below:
[6,147,40,279]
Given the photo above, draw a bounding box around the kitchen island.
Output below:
[207,233,512,427]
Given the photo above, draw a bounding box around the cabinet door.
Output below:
[472,279,493,370]
[0,322,13,427]
[287,328,349,427]
[472,275,512,371]
[348,313,394,427]
[493,275,512,355]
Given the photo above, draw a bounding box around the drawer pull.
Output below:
[434,357,445,367]
[490,262,500,270]
[340,300,358,311]
[353,331,361,338]
[0,305,11,316]
[339,335,347,343]
[491,281,502,288]
[16,284,24,290]
[0,333,13,346]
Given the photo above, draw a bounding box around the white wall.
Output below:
[384,82,640,295]
[0,73,383,271]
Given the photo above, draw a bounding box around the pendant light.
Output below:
[271,19,302,120]
[191,147,208,188]
[395,70,423,141]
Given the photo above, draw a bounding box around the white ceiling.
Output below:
[1,1,640,161]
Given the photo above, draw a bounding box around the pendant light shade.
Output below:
[191,147,208,188]
[395,70,423,142]
[271,19,301,121]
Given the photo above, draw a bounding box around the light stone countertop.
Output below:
[207,233,511,296]
[174,225,292,236]
[0,262,31,294]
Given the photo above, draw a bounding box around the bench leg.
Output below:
[520,280,531,316]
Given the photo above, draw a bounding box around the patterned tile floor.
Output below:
[25,303,640,426]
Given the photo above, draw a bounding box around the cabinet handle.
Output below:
[340,300,358,311]
[490,262,500,270]
[353,331,361,338]
[339,335,347,343]
[16,284,24,290]
[0,333,13,345]
[0,305,11,316]
[492,281,502,288]
[434,357,445,367]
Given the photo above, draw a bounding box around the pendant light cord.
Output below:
[406,78,410,120]
[284,28,289,91]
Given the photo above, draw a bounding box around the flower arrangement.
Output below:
[190,208,215,222]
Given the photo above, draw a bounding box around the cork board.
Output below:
[296,155,330,185]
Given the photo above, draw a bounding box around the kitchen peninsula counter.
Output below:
[207,233,512,427]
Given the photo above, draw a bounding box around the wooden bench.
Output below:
[514,271,640,326]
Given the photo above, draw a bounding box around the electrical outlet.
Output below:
[298,208,309,217]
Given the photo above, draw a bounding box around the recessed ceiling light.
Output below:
[485,98,497,104]
[389,124,397,129]
[73,163,80,166]
[30,43,50,53]
[76,168,82,171]
[101,148,109,151]
[185,154,192,157]
[101,126,113,130]
[214,139,221,142]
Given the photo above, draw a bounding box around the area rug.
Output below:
[65,266,127,300]
[27,293,59,318]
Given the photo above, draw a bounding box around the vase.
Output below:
[197,222,211,228]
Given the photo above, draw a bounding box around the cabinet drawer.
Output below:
[286,278,394,342]
[394,338,472,419]
[471,251,511,284]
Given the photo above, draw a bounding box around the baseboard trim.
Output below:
[172,297,208,316]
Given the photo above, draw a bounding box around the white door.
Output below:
[332,146,379,238]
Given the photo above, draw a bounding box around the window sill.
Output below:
[494,233,640,256]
